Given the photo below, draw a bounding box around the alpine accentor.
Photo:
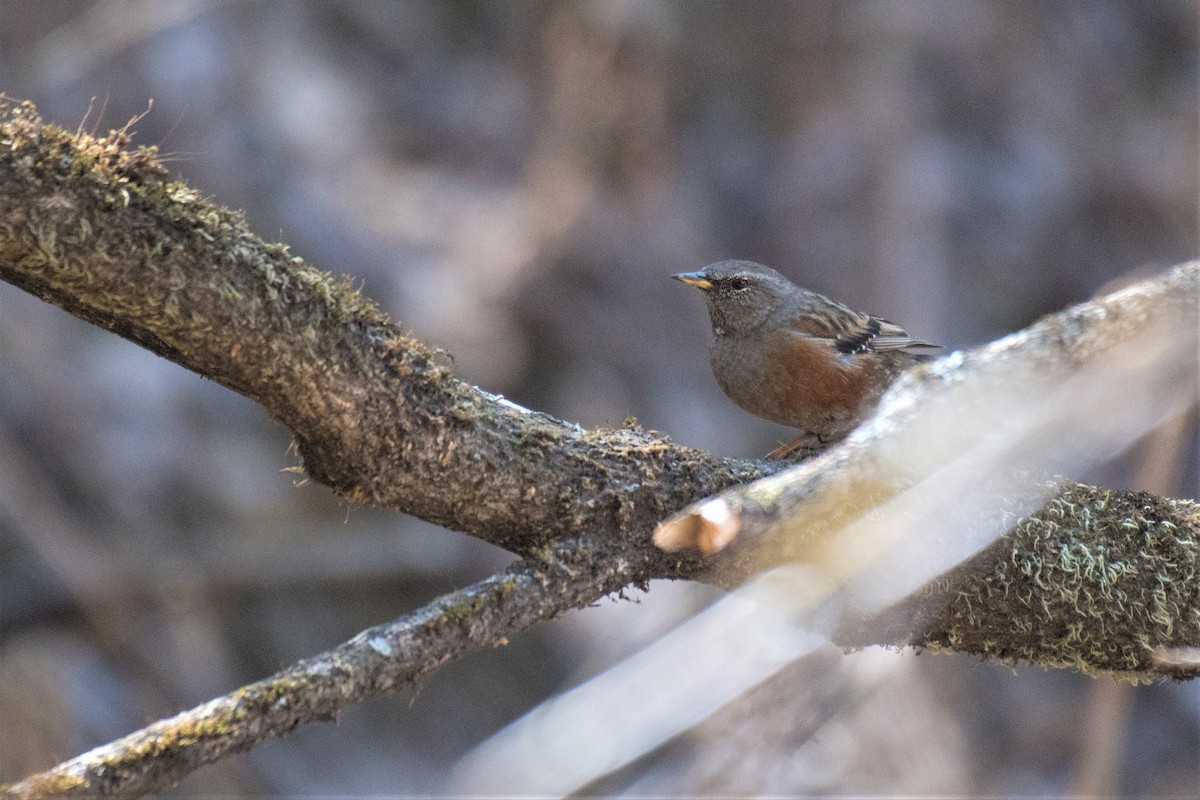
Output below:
[674,260,939,459]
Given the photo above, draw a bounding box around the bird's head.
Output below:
[673,260,796,336]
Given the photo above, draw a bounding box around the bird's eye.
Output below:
[728,277,750,291]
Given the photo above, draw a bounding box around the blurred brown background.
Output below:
[0,1,1196,795]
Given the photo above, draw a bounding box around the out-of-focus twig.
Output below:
[33,0,232,90]
[1066,678,1133,799]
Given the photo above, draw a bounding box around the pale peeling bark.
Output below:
[1,100,1198,798]
[658,261,1200,677]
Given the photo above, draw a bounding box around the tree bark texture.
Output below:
[0,100,769,564]
[1,100,1198,797]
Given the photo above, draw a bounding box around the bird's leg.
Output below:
[764,432,821,461]
[764,430,848,461]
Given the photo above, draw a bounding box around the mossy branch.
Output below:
[3,537,634,799]
[833,483,1200,680]
[8,481,1200,798]
[0,98,770,563]
[1,99,1198,797]
[658,259,1199,677]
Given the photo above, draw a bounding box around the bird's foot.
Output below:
[764,431,844,461]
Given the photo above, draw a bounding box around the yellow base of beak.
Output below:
[672,272,713,290]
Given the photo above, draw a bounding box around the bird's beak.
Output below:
[672,271,713,290]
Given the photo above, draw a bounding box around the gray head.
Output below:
[672,260,800,336]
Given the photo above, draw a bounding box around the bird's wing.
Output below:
[864,318,941,353]
[790,310,940,355]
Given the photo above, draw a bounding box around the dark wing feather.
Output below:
[834,316,883,354]
[863,318,941,352]
[790,308,939,354]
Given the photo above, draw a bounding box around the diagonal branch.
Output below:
[657,261,1200,677]
[8,477,1200,797]
[3,98,1199,797]
[831,482,1200,679]
[0,98,770,561]
[3,535,634,799]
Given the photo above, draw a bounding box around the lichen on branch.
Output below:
[2,97,1199,799]
[0,98,769,560]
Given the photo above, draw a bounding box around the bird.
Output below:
[673,260,940,459]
